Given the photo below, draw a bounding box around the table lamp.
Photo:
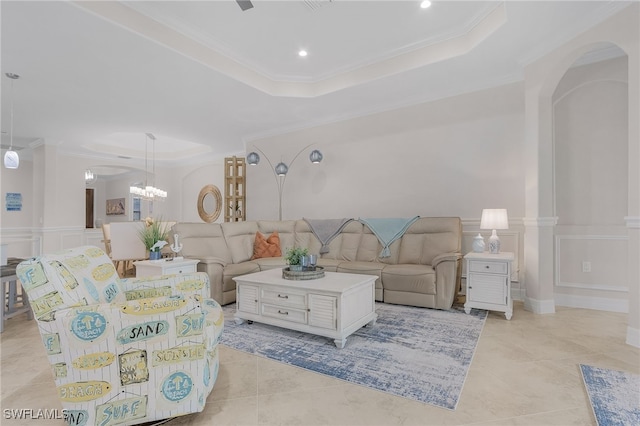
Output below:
[480,209,509,254]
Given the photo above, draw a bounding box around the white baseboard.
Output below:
[524,297,556,314]
[554,293,628,313]
[626,326,640,348]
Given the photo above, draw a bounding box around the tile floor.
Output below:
[1,301,638,425]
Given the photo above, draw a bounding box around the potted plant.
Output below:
[138,217,170,260]
[285,247,308,271]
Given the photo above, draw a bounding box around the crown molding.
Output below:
[73,0,506,98]
[517,1,631,67]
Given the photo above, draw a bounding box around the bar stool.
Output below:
[1,258,33,332]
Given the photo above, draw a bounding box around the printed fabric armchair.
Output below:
[16,246,224,426]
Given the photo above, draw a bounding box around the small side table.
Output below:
[464,252,514,320]
[133,258,199,278]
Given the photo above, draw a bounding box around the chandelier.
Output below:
[129,133,167,200]
[85,169,97,185]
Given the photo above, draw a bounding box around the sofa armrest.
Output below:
[433,252,462,309]
[432,252,462,267]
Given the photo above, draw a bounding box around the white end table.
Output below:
[464,252,514,320]
[133,258,199,278]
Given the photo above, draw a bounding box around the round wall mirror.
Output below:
[197,184,222,223]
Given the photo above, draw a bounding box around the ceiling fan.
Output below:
[236,0,254,11]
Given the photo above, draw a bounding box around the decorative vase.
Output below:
[149,251,162,260]
[289,265,303,271]
[472,233,485,253]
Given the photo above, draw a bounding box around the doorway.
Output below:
[86,188,94,228]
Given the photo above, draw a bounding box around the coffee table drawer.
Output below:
[262,288,306,308]
[262,304,307,324]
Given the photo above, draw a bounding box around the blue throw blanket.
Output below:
[359,216,420,258]
[303,218,353,253]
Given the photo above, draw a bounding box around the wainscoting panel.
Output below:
[0,229,42,258]
[555,235,629,292]
[84,229,104,249]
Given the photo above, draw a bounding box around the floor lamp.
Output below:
[247,144,323,220]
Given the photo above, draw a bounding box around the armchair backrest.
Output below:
[16,246,127,321]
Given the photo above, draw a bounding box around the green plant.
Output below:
[284,247,308,266]
[138,217,170,252]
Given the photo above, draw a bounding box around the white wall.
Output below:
[248,82,525,221]
[174,158,229,224]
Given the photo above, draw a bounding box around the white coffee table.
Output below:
[134,258,199,278]
[233,269,377,348]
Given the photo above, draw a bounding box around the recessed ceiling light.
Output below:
[298,50,308,57]
[420,1,432,9]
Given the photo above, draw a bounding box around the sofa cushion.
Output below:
[251,231,281,260]
[381,264,436,295]
[294,220,323,254]
[356,231,383,262]
[254,257,287,270]
[222,221,259,263]
[223,262,260,279]
[398,217,462,265]
[258,220,296,252]
[336,261,385,294]
[316,258,341,272]
[172,222,232,265]
[320,221,364,261]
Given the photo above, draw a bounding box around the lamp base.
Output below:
[488,230,501,254]
[472,233,485,253]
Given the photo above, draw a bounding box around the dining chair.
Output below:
[109,222,147,277]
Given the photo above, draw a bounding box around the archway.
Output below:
[552,45,629,312]
[523,5,639,347]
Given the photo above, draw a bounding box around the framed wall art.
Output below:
[106,198,125,216]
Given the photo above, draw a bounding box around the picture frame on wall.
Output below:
[106,198,125,215]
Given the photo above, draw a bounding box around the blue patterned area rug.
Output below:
[580,364,640,426]
[220,303,486,410]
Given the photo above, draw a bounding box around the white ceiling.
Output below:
[0,0,630,169]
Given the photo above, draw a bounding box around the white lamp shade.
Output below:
[4,150,19,169]
[480,209,509,230]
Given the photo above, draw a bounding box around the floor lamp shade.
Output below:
[480,209,509,254]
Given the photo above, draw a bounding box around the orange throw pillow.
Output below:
[251,231,282,260]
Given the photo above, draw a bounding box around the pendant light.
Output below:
[4,73,20,169]
[129,133,167,200]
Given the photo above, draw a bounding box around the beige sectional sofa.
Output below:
[172,217,462,310]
